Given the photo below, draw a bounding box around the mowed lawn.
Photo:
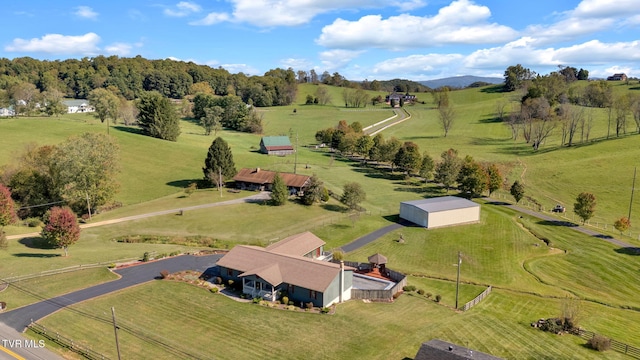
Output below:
[33,280,638,360]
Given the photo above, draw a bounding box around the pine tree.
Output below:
[302,174,324,205]
[270,173,288,206]
[510,181,525,203]
[136,91,181,141]
[203,137,237,188]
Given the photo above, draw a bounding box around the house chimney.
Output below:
[339,261,344,303]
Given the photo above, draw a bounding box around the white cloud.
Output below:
[316,0,518,50]
[104,42,143,56]
[165,1,202,17]
[5,33,101,55]
[573,0,640,18]
[320,49,364,70]
[372,54,465,75]
[219,63,261,75]
[74,6,98,20]
[189,12,230,25]
[190,0,427,27]
[280,58,313,70]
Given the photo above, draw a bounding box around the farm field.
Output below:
[3,82,640,358]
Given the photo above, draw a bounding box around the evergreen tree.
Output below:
[341,182,366,210]
[393,141,422,174]
[203,137,237,188]
[302,174,324,205]
[510,180,525,203]
[419,152,435,182]
[270,173,288,206]
[136,91,181,141]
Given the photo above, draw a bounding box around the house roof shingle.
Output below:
[266,231,325,256]
[216,245,350,292]
[414,339,503,360]
[233,168,310,188]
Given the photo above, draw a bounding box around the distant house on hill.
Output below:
[414,339,503,360]
[607,73,628,81]
[260,136,294,155]
[63,99,95,113]
[233,168,310,195]
[385,92,416,105]
[216,232,351,307]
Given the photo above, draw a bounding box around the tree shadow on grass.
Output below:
[167,179,203,188]
[322,204,345,212]
[480,85,505,93]
[13,253,61,258]
[615,247,640,256]
[19,237,55,249]
[537,220,579,227]
[113,126,144,135]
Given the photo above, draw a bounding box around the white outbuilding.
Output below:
[399,196,480,228]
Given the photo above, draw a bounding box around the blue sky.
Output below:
[2,0,639,80]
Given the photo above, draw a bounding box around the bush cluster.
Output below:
[403,285,416,292]
[588,335,611,352]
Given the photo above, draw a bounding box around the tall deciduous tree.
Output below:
[51,133,120,216]
[614,217,630,234]
[457,156,487,198]
[41,206,80,257]
[435,148,462,191]
[419,152,435,182]
[136,91,181,141]
[486,164,503,196]
[200,106,223,136]
[203,137,237,188]
[438,104,455,137]
[0,184,17,230]
[503,64,535,92]
[393,141,422,174]
[510,180,525,203]
[88,88,119,124]
[270,173,288,206]
[574,192,596,224]
[341,182,366,210]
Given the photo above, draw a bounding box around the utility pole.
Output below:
[218,166,223,198]
[85,192,92,221]
[629,167,637,223]
[111,307,122,360]
[455,251,461,310]
[293,131,298,174]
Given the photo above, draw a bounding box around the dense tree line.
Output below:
[0,56,297,107]
[315,121,502,196]
[0,133,120,219]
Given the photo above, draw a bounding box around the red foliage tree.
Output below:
[41,206,80,256]
[0,184,17,229]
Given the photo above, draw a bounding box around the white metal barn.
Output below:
[399,196,480,228]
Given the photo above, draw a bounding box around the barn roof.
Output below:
[233,168,310,188]
[266,231,325,256]
[261,136,293,149]
[217,245,348,292]
[401,196,478,213]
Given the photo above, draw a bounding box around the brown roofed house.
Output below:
[233,168,310,195]
[216,233,353,307]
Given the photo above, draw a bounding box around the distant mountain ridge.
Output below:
[420,75,503,89]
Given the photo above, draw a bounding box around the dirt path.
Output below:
[7,192,271,241]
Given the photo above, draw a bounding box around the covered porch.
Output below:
[239,264,283,301]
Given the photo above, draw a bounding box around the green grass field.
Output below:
[3,82,640,359]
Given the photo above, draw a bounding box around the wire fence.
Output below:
[0,257,139,284]
[575,328,640,358]
[461,286,492,311]
[28,322,110,360]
